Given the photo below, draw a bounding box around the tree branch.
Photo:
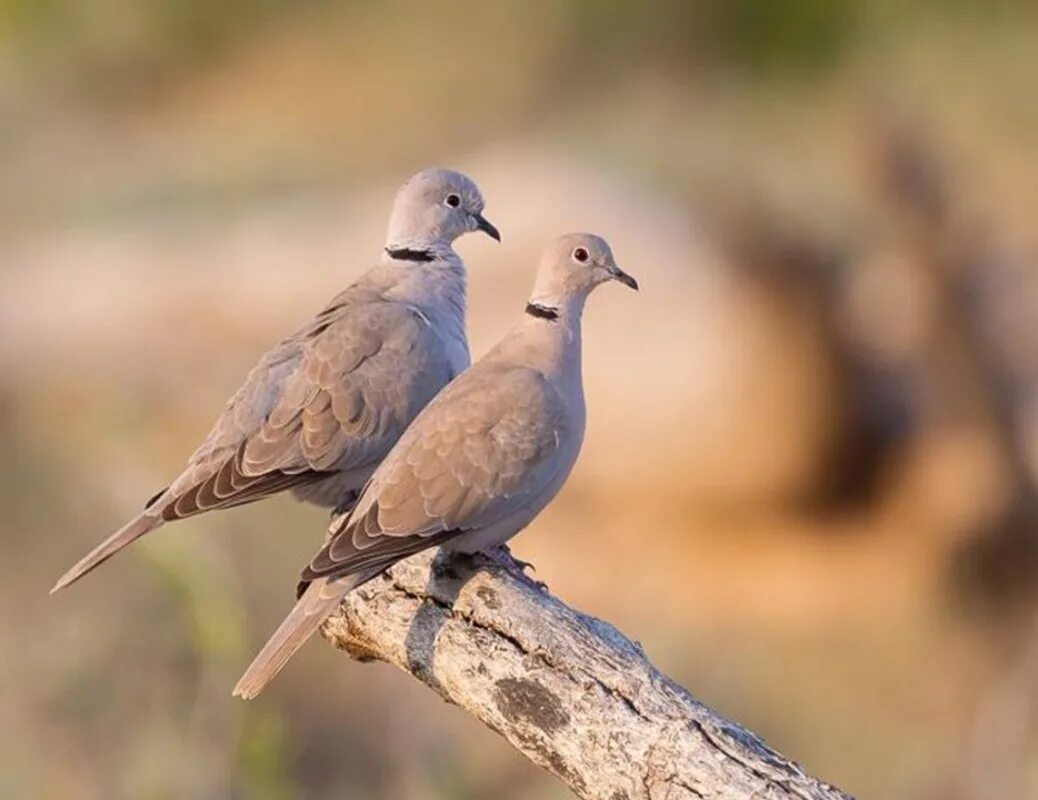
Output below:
[319,548,852,800]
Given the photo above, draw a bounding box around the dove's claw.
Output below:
[477,545,548,592]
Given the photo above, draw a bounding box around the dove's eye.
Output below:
[445,193,461,208]
[572,247,590,263]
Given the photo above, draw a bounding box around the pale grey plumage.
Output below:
[234,233,637,698]
[52,168,499,594]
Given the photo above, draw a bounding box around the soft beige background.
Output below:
[3,3,1038,798]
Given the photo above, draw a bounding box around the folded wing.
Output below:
[301,365,569,586]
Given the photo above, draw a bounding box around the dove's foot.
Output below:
[475,545,548,592]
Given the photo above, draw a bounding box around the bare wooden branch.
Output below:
[319,549,852,800]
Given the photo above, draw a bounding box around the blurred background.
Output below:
[3,1,1038,798]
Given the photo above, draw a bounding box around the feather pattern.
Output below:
[52,257,469,592]
[233,233,636,697]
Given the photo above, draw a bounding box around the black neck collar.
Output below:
[525,302,560,321]
[385,246,435,263]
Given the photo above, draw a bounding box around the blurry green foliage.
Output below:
[144,543,246,665]
[572,0,861,73]
[719,0,862,70]
[0,0,301,100]
[4,0,1031,106]
[144,543,297,798]
[0,0,60,39]
[237,706,298,800]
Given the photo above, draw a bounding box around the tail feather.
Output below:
[50,512,164,594]
[233,575,358,700]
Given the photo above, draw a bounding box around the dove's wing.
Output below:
[300,364,570,585]
[159,286,460,521]
[232,231,637,699]
[52,277,461,593]
[233,365,570,698]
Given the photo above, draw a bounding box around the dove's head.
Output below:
[528,233,638,313]
[384,168,499,254]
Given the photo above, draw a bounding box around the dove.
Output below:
[233,232,638,698]
[51,168,500,594]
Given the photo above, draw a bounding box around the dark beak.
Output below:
[473,213,501,242]
[609,265,639,291]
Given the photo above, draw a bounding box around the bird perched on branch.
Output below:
[52,168,500,594]
[234,233,638,698]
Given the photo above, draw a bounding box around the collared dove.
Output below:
[51,168,500,594]
[233,233,637,698]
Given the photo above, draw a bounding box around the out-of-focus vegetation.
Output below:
[3,2,1038,799]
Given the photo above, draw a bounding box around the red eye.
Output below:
[445,193,461,208]
[573,247,589,263]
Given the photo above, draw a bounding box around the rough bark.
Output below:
[319,549,852,800]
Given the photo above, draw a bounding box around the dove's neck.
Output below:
[510,292,586,391]
[382,239,458,263]
[386,252,470,371]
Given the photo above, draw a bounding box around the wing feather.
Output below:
[300,365,568,585]
[160,286,458,521]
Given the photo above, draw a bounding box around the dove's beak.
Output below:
[473,213,501,242]
[608,265,639,291]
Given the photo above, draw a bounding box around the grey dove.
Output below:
[52,168,500,594]
[233,232,638,698]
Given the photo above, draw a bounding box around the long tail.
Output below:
[50,511,165,594]
[233,575,360,700]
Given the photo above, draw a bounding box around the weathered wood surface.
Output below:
[320,549,852,800]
